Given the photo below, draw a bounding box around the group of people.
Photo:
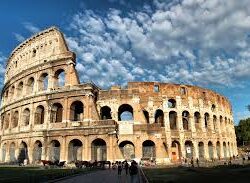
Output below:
[114,160,139,183]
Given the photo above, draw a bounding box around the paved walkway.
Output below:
[57,169,140,183]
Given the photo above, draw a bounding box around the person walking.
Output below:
[124,161,129,175]
[129,161,138,183]
[117,161,122,176]
[196,158,199,167]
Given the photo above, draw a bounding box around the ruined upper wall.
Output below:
[4,27,70,83]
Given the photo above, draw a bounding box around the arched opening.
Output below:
[51,103,63,123]
[68,139,83,162]
[142,140,156,159]
[119,141,135,160]
[171,141,181,161]
[100,106,112,120]
[185,141,194,159]
[213,115,217,131]
[35,105,45,124]
[155,109,164,127]
[168,99,176,108]
[9,142,16,162]
[12,111,19,128]
[208,141,214,160]
[18,141,28,164]
[169,111,177,130]
[49,140,60,161]
[70,101,84,121]
[194,112,201,131]
[38,73,49,91]
[216,141,221,159]
[118,104,133,121]
[27,77,35,94]
[10,85,15,98]
[4,113,10,130]
[55,69,65,87]
[17,82,23,96]
[22,108,30,126]
[211,104,216,112]
[180,87,187,95]
[33,141,42,163]
[228,142,231,157]
[143,110,149,124]
[2,143,7,162]
[198,142,204,159]
[204,113,209,129]
[4,90,9,102]
[91,138,107,161]
[182,111,189,130]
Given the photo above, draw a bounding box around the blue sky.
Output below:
[0,0,250,124]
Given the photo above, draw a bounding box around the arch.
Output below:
[49,140,60,161]
[143,110,149,124]
[180,87,187,95]
[10,85,15,98]
[4,90,9,102]
[142,140,156,159]
[208,141,214,160]
[204,113,209,129]
[22,108,30,126]
[119,141,135,160]
[100,106,112,120]
[223,142,227,158]
[228,142,231,157]
[12,111,19,128]
[168,99,176,108]
[18,141,28,164]
[33,140,42,163]
[213,115,217,131]
[171,141,181,161]
[155,109,164,127]
[185,141,194,159]
[9,142,16,162]
[55,69,65,87]
[17,81,23,96]
[91,138,107,161]
[198,142,205,159]
[216,141,221,159]
[118,104,133,121]
[182,111,189,130]
[68,139,83,162]
[35,105,45,124]
[70,101,84,121]
[51,103,63,123]
[169,111,177,130]
[4,113,10,129]
[211,104,216,112]
[194,112,201,131]
[1,143,7,162]
[38,73,49,91]
[27,77,35,94]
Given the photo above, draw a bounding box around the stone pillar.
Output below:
[190,115,196,132]
[193,141,199,159]
[164,112,170,132]
[41,146,46,160]
[213,144,218,159]
[177,112,183,131]
[135,139,142,160]
[204,142,209,160]
[85,138,90,161]
[60,137,66,161]
[48,72,54,90]
[180,141,186,159]
[200,114,206,132]
[28,147,33,164]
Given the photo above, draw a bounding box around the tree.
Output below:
[247,105,250,112]
[235,118,250,146]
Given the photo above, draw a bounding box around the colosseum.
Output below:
[0,27,237,165]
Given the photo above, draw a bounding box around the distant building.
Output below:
[0,27,237,164]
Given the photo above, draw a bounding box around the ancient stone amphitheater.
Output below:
[0,27,237,165]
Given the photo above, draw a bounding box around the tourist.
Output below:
[129,161,138,183]
[124,161,129,175]
[191,157,194,168]
[117,161,122,175]
[196,158,199,167]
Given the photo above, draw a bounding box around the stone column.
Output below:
[164,112,170,132]
[190,114,196,132]
[204,142,209,160]
[213,144,218,159]
[135,139,142,160]
[177,112,183,131]
[193,141,199,159]
[60,137,66,161]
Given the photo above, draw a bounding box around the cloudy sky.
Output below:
[0,0,250,124]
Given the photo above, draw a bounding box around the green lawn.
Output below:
[0,166,96,183]
[143,165,250,183]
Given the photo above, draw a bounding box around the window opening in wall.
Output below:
[32,49,36,57]
[204,113,209,129]
[23,108,30,126]
[211,104,216,112]
[143,110,149,124]
[100,106,112,120]
[169,111,177,130]
[118,104,133,121]
[202,92,206,99]
[180,87,186,95]
[35,105,45,124]
[154,85,159,92]
[70,101,84,121]
[155,109,164,127]
[55,69,65,87]
[168,99,176,108]
[182,111,189,130]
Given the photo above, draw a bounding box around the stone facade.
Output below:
[0,27,237,165]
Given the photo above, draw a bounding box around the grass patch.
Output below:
[143,164,250,183]
[0,166,97,183]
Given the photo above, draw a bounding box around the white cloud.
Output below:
[13,33,25,42]
[66,0,250,88]
[23,22,40,33]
